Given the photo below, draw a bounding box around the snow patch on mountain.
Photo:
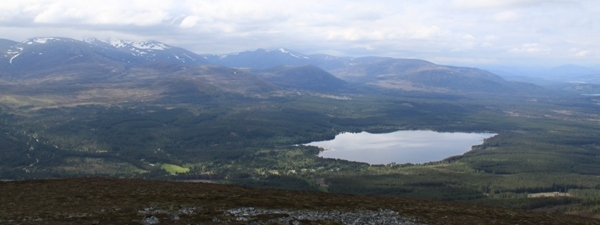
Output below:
[32,38,57,44]
[291,53,309,59]
[5,47,23,64]
[9,53,20,64]
[109,39,127,48]
[279,48,309,59]
[84,39,174,57]
[182,53,195,60]
[132,41,169,50]
[86,39,165,57]
[22,37,74,45]
[105,40,171,51]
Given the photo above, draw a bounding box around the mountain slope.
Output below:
[0,38,18,51]
[86,39,209,65]
[203,48,313,69]
[1,177,598,225]
[259,65,346,91]
[0,37,137,79]
[172,65,279,94]
[329,57,541,94]
[204,48,360,71]
[0,37,209,80]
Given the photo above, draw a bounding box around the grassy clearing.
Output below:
[160,163,190,174]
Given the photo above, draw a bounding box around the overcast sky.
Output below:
[0,0,598,67]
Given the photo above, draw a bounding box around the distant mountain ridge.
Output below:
[486,64,600,83]
[0,36,547,95]
[202,48,365,71]
[202,48,314,69]
[202,47,536,94]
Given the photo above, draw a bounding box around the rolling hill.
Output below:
[258,65,347,91]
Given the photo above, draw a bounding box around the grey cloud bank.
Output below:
[0,0,598,68]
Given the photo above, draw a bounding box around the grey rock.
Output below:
[140,215,160,225]
[224,207,425,225]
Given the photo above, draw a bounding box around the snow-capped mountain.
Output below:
[0,37,210,77]
[85,38,207,65]
[2,37,343,74]
[0,37,141,75]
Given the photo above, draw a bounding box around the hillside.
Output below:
[328,57,542,94]
[259,65,347,91]
[1,177,598,225]
[203,48,313,69]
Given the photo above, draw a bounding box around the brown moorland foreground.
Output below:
[1,177,599,225]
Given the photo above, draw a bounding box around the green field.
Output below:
[160,163,190,174]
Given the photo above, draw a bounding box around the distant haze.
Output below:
[0,1,598,68]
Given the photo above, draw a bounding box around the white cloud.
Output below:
[509,43,552,54]
[179,16,199,28]
[575,51,589,57]
[9,0,174,26]
[493,11,521,22]
[452,0,579,9]
[0,0,598,67]
[570,48,591,57]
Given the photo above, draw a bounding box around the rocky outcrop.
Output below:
[225,207,424,225]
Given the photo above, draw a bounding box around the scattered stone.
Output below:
[224,207,425,225]
[140,215,160,225]
[178,207,196,215]
[132,206,423,224]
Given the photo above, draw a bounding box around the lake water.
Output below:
[305,130,495,164]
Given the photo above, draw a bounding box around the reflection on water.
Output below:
[305,130,495,164]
